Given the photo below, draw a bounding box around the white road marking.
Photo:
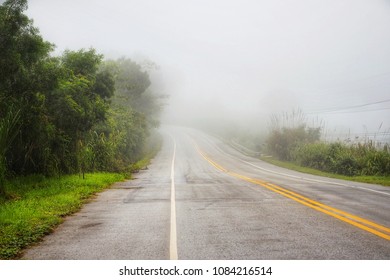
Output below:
[200,135,390,197]
[237,158,390,197]
[169,137,178,260]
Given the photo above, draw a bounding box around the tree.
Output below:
[0,106,20,195]
[44,49,114,176]
[1,3,116,176]
[0,1,164,186]
[103,58,165,127]
[89,58,166,172]
[0,0,55,174]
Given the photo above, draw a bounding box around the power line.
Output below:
[307,98,390,114]
[323,107,390,114]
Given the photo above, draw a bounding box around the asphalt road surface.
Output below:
[23,126,390,259]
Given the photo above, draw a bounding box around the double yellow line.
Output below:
[195,144,390,241]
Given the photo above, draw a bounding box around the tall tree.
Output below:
[0,0,55,174]
[0,106,20,195]
[0,1,164,183]
[103,58,165,127]
[43,49,115,175]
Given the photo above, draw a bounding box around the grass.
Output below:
[260,156,390,187]
[0,134,162,260]
[0,172,126,259]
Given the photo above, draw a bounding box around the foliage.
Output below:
[291,142,330,170]
[0,1,163,197]
[1,0,55,175]
[0,172,125,259]
[265,110,389,176]
[260,156,390,186]
[103,58,164,128]
[291,142,390,176]
[0,106,20,195]
[0,0,165,260]
[266,125,321,161]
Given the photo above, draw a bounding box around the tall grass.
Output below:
[292,142,390,176]
[295,142,357,174]
[260,156,390,186]
[266,109,390,177]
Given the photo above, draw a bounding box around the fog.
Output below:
[26,0,390,142]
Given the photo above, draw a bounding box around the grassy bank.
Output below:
[260,156,390,186]
[0,172,126,259]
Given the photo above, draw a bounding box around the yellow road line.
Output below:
[266,181,390,234]
[195,143,390,241]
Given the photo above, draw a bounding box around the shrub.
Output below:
[266,125,321,161]
[288,141,390,176]
[329,148,359,176]
[292,142,330,171]
[360,149,390,176]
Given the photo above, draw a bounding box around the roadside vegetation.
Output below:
[0,0,165,259]
[213,109,390,186]
[0,173,125,259]
[0,0,165,192]
[264,110,390,185]
[0,141,162,260]
[260,156,390,186]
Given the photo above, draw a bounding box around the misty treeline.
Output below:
[266,110,390,176]
[0,0,164,194]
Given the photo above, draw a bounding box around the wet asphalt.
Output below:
[23,126,390,259]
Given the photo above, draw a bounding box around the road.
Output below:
[23,126,390,259]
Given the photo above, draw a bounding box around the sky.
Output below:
[23,0,390,142]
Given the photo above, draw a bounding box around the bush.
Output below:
[292,142,330,171]
[331,152,358,176]
[288,141,390,176]
[360,149,390,176]
[266,125,321,161]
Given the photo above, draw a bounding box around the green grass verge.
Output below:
[260,157,390,187]
[0,172,125,259]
